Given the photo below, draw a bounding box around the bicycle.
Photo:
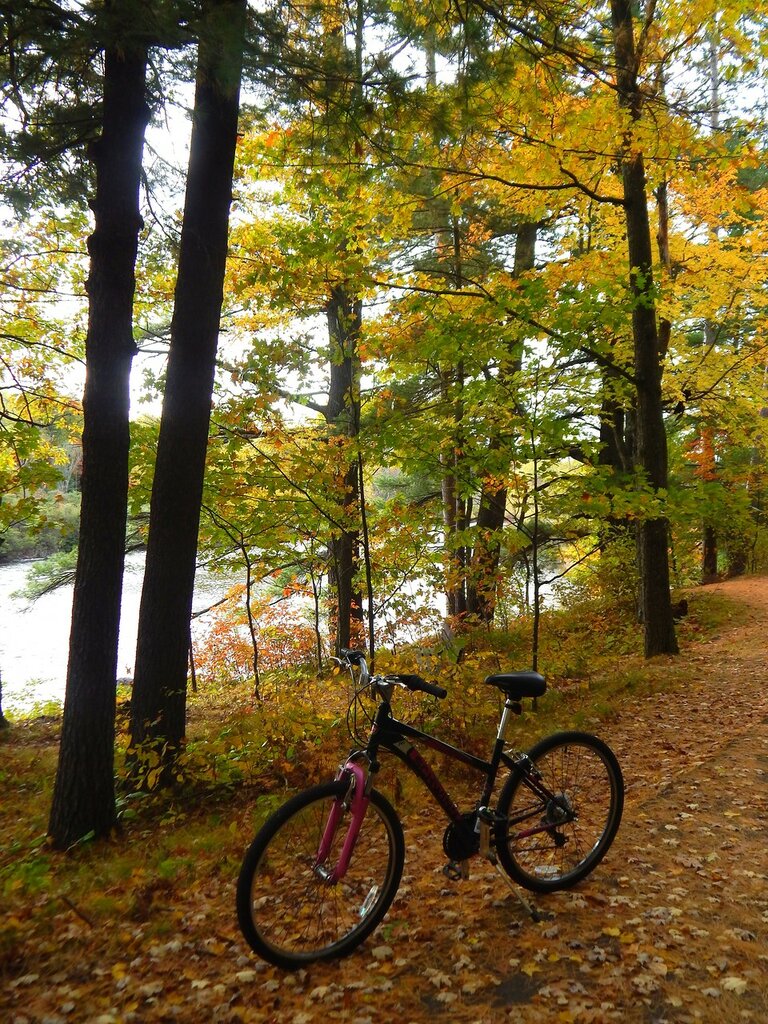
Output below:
[236,649,624,970]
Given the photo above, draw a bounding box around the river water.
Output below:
[0,553,232,714]
[0,554,547,715]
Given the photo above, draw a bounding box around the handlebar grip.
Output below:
[420,679,448,699]
[398,674,448,699]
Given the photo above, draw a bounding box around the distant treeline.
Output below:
[0,492,80,565]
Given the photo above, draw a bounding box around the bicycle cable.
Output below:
[345,680,377,745]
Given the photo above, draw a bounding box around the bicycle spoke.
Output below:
[496,732,623,892]
[237,782,404,968]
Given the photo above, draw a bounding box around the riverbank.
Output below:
[0,553,234,714]
[0,492,80,567]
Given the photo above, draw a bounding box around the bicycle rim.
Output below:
[496,732,623,893]
[237,781,404,968]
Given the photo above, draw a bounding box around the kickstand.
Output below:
[490,858,542,923]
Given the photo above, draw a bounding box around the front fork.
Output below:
[314,758,371,883]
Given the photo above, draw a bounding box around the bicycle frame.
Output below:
[365,696,519,822]
[314,684,565,883]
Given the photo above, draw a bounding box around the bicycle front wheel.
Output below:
[496,731,623,893]
[236,780,405,969]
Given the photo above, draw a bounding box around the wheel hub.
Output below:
[546,793,574,825]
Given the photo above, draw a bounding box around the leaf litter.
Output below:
[3,577,768,1022]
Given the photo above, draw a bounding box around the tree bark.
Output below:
[306,5,367,656]
[441,362,469,619]
[702,524,718,581]
[466,221,537,621]
[0,671,9,730]
[129,0,245,773]
[610,0,678,657]
[324,285,364,653]
[699,37,722,584]
[49,37,148,847]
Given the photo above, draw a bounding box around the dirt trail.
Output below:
[5,578,768,1024]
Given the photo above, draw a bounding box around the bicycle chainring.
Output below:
[442,812,480,861]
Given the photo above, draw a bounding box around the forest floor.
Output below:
[3,577,768,1023]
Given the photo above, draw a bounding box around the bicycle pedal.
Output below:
[443,860,469,881]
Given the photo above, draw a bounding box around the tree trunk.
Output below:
[310,569,323,671]
[325,285,364,653]
[0,671,9,730]
[699,41,722,584]
[49,38,148,847]
[610,0,678,657]
[726,539,749,578]
[439,219,468,619]
[441,359,468,618]
[598,377,630,473]
[466,222,537,621]
[466,472,507,621]
[595,372,635,564]
[702,524,718,581]
[129,0,245,775]
[315,6,366,656]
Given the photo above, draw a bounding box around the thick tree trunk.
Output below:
[129,0,245,772]
[610,0,678,657]
[49,41,148,847]
[626,158,678,655]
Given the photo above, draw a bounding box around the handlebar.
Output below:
[391,674,448,699]
[335,650,447,700]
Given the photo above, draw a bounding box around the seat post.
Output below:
[496,698,521,743]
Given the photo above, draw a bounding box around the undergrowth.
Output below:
[0,584,749,975]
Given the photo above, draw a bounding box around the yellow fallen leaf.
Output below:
[235,970,257,984]
[722,977,747,994]
[602,926,621,937]
[521,962,541,977]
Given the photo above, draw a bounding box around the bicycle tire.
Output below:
[495,731,624,893]
[236,779,405,969]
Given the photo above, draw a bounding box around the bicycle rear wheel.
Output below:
[496,731,623,893]
[236,780,404,969]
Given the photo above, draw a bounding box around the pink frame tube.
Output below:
[315,761,370,882]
